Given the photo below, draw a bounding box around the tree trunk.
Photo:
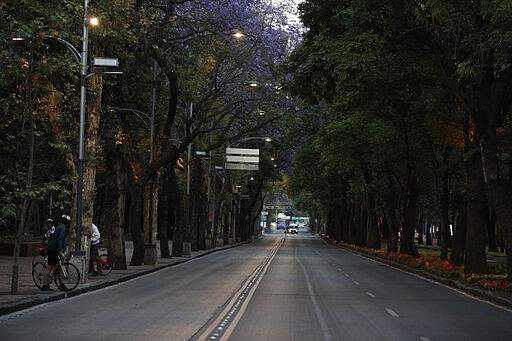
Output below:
[416,213,424,246]
[143,173,159,264]
[11,70,35,294]
[430,144,451,255]
[480,135,512,279]
[11,149,33,294]
[190,158,205,250]
[383,164,398,253]
[450,207,466,266]
[223,174,233,245]
[464,142,488,274]
[399,132,419,257]
[400,177,419,257]
[213,170,229,248]
[366,196,380,250]
[326,208,337,241]
[110,154,127,269]
[487,209,498,252]
[171,168,185,257]
[425,222,433,246]
[359,200,368,247]
[439,173,450,260]
[127,182,145,265]
[158,166,171,258]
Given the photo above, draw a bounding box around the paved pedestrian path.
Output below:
[0,241,241,316]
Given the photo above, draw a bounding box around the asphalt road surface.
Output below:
[1,230,512,340]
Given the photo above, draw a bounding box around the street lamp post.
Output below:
[75,1,121,276]
[75,0,90,256]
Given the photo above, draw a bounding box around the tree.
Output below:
[409,1,512,276]
[1,0,81,291]
[285,0,512,280]
[1,0,301,272]
[89,0,300,263]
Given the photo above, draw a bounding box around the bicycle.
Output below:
[94,244,114,276]
[32,252,80,292]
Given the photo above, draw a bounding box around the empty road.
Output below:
[1,230,511,340]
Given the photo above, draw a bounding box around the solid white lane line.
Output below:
[199,237,284,341]
[386,308,399,317]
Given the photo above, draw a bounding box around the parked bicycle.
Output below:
[95,243,114,276]
[32,252,80,292]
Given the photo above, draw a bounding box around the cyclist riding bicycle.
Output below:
[42,214,71,291]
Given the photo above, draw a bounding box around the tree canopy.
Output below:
[284,0,512,278]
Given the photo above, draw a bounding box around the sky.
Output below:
[274,0,304,24]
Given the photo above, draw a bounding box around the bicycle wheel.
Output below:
[96,254,113,276]
[32,261,47,290]
[54,262,80,291]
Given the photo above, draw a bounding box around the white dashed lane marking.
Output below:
[366,292,376,298]
[386,308,399,317]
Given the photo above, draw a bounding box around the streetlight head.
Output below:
[11,37,26,41]
[264,137,272,142]
[231,30,245,39]
[248,81,260,87]
[89,16,99,26]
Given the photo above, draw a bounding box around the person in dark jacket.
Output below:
[42,214,71,291]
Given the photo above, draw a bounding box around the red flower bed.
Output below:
[465,274,511,291]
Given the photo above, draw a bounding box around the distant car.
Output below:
[277,221,286,230]
[287,226,298,234]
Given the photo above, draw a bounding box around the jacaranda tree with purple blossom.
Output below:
[0,0,302,268]
[100,0,302,264]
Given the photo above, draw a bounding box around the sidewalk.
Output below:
[0,241,241,316]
